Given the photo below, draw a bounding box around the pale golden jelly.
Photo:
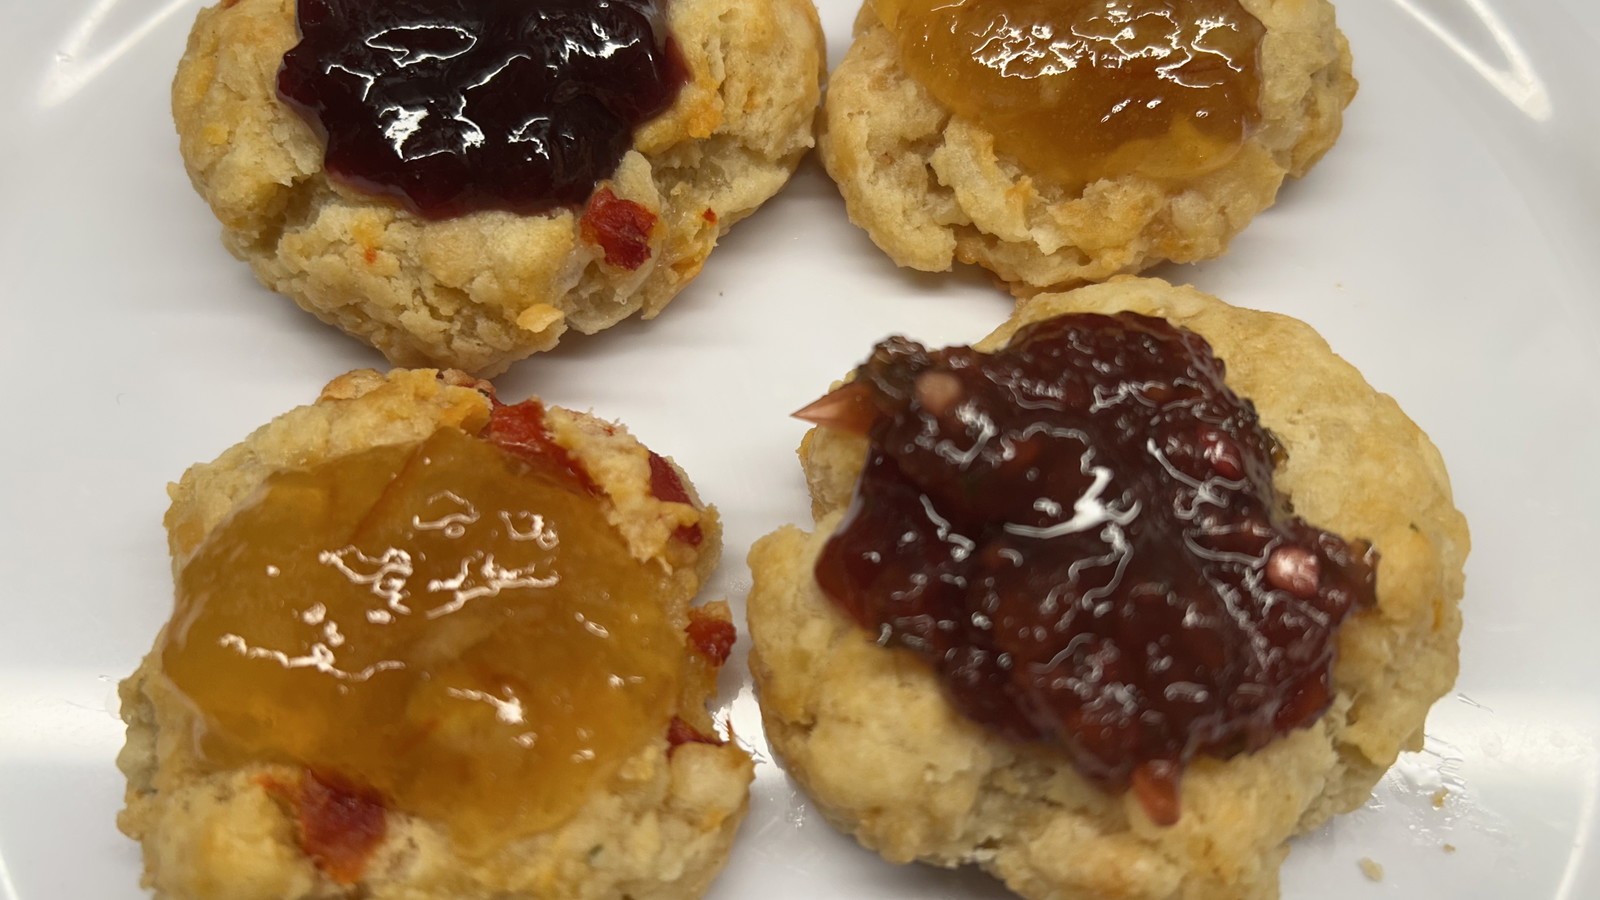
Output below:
[161,426,683,852]
[873,0,1266,190]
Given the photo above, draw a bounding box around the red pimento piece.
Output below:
[648,452,704,546]
[262,771,387,885]
[486,402,701,543]
[701,208,717,224]
[686,609,737,665]
[666,716,724,754]
[484,400,599,494]
[647,453,692,503]
[581,188,657,270]
[793,380,881,435]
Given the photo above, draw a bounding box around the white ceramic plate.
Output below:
[3,1,1598,897]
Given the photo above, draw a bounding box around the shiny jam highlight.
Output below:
[873,0,1266,190]
[809,314,1376,824]
[161,426,682,851]
[277,0,685,218]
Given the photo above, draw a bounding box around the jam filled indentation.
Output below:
[163,409,684,853]
[277,0,686,218]
[808,314,1376,823]
[872,0,1265,191]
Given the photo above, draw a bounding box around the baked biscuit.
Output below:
[119,369,752,900]
[822,1,1356,293]
[173,0,825,376]
[748,278,1466,899]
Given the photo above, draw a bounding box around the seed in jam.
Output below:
[871,0,1266,191]
[277,0,687,218]
[162,420,686,853]
[807,314,1377,824]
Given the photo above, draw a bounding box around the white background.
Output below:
[1,1,1598,898]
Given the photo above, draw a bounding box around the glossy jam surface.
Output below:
[162,424,683,851]
[873,0,1265,190]
[278,0,685,218]
[811,314,1376,821]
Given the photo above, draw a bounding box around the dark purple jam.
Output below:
[277,0,685,218]
[809,313,1377,823]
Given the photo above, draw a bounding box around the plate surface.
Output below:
[2,1,1598,898]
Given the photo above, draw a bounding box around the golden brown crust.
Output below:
[748,278,1467,900]
[173,0,825,376]
[820,1,1356,293]
[121,369,752,900]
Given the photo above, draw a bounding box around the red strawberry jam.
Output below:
[277,0,686,218]
[808,314,1377,823]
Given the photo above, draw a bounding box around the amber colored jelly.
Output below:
[873,0,1266,190]
[161,426,683,852]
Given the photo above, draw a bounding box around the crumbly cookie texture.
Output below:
[821,1,1356,293]
[120,369,752,900]
[173,0,824,376]
[748,279,1467,900]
